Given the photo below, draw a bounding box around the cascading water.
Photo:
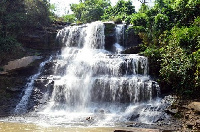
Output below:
[14,57,52,114]
[113,24,125,53]
[34,21,161,125]
[7,21,172,128]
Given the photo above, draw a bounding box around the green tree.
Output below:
[0,0,26,37]
[0,0,54,64]
[24,0,51,29]
[102,0,135,22]
[62,14,76,23]
[71,0,111,23]
[132,0,200,97]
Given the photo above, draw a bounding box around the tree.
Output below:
[137,0,200,96]
[71,0,111,23]
[0,0,53,61]
[102,0,135,21]
[24,0,51,29]
[0,0,26,37]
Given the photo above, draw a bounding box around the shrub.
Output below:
[0,37,21,53]
[130,13,148,28]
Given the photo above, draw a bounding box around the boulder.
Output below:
[129,114,140,121]
[188,102,200,113]
[165,107,178,115]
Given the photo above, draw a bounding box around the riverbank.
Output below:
[166,99,200,131]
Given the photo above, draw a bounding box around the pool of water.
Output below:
[0,122,159,132]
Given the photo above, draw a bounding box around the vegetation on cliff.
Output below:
[0,0,53,65]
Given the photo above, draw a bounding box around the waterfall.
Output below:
[44,21,160,113]
[14,57,52,114]
[12,21,165,126]
[113,24,126,53]
[115,24,125,45]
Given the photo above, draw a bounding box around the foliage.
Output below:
[142,45,161,76]
[24,0,51,29]
[62,14,76,23]
[101,0,135,22]
[138,3,149,13]
[0,36,21,53]
[154,14,169,31]
[160,38,194,93]
[173,0,200,26]
[0,0,52,37]
[0,0,54,64]
[0,0,26,37]
[130,13,148,28]
[132,0,200,96]
[70,0,111,23]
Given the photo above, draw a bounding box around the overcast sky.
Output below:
[50,0,146,16]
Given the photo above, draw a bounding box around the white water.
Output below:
[36,21,161,125]
[113,24,126,53]
[11,21,167,127]
[115,24,125,46]
[14,57,52,114]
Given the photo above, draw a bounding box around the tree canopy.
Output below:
[101,0,135,21]
[130,0,200,96]
[70,0,111,23]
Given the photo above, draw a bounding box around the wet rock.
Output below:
[121,46,141,54]
[165,107,178,115]
[86,116,94,122]
[129,114,139,121]
[124,27,141,48]
[186,121,195,129]
[104,22,115,51]
[104,22,115,36]
[188,102,200,113]
[18,24,63,50]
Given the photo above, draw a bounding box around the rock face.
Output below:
[121,46,142,54]
[2,56,41,73]
[0,56,47,116]
[104,22,116,51]
[125,26,141,48]
[188,102,200,113]
[18,22,65,50]
[19,21,141,52]
[104,22,141,52]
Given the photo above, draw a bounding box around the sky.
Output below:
[49,0,149,17]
